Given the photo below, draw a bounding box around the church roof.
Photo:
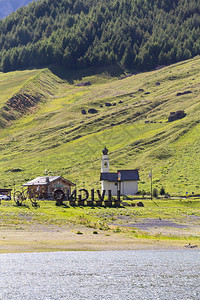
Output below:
[100,172,118,181]
[100,169,139,182]
[118,169,140,181]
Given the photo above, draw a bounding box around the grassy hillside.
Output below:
[0,56,200,196]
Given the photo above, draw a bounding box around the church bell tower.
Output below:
[101,147,109,173]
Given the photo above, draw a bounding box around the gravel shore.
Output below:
[0,223,198,253]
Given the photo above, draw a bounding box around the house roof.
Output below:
[100,169,139,182]
[23,176,75,186]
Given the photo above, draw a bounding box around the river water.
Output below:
[0,250,199,300]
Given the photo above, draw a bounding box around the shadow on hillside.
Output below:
[49,63,125,84]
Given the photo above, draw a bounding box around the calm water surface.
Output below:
[0,250,199,299]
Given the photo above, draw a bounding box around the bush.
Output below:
[76,231,83,234]
[153,188,158,198]
[136,189,146,196]
[160,186,165,196]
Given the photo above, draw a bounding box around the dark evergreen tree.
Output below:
[0,0,200,72]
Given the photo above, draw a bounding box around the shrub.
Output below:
[160,186,165,196]
[153,188,158,198]
[136,189,146,196]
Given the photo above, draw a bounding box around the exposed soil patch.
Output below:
[0,226,187,252]
[6,93,42,114]
[0,219,198,252]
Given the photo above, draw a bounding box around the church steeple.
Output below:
[101,147,109,173]
[102,146,108,155]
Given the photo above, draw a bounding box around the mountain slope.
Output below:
[0,0,34,19]
[0,0,200,72]
[0,56,200,195]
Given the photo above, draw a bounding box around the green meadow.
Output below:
[0,197,199,243]
[0,56,200,197]
[0,58,200,248]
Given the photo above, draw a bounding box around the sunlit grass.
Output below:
[0,57,199,196]
[0,198,199,241]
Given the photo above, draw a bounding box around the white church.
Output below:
[100,147,139,196]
